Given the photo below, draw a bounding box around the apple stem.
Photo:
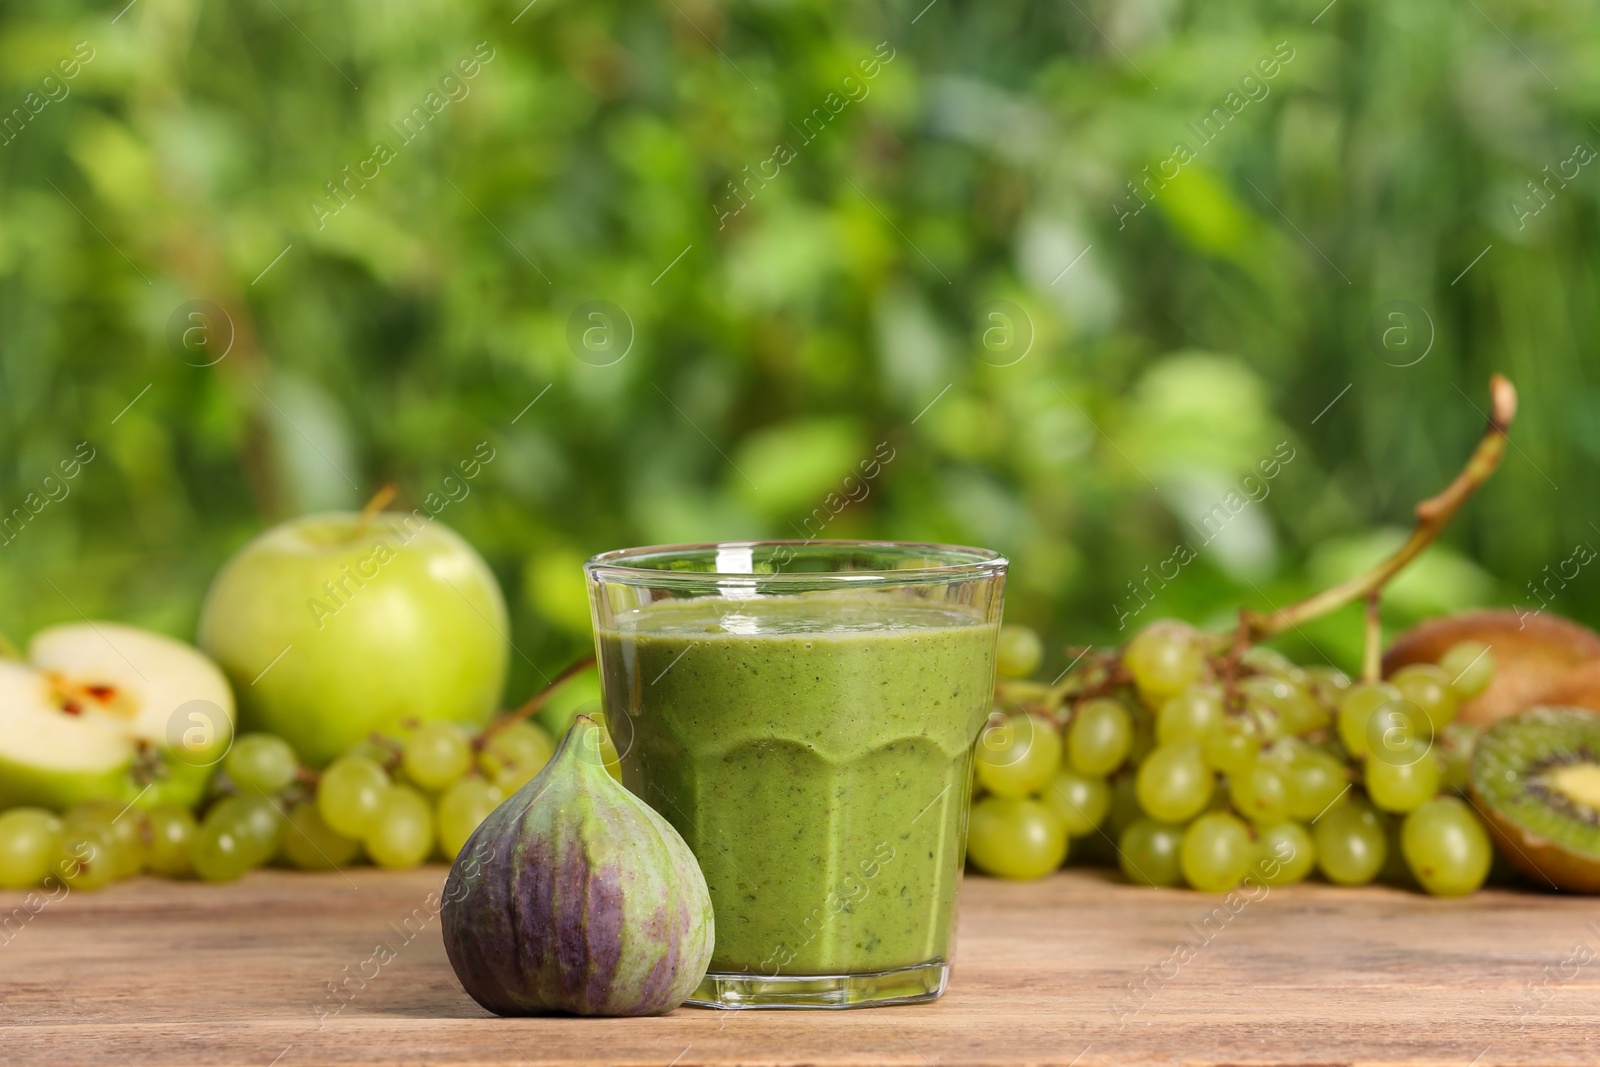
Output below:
[354,484,398,537]
[480,654,598,744]
[1239,374,1517,643]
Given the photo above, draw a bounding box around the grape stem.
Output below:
[1238,374,1517,644]
[997,648,1130,720]
[1362,592,1382,684]
[479,653,598,743]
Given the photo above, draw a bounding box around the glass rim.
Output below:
[584,539,1008,589]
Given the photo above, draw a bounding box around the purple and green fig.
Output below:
[441,715,714,1016]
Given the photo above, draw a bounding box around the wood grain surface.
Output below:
[2,866,1597,1066]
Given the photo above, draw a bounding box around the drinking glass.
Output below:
[585,541,1006,1009]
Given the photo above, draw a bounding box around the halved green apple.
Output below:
[0,622,235,811]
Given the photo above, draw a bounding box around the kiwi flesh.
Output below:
[1384,610,1600,726]
[1470,705,1600,892]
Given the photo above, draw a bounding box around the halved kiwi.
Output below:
[1470,705,1600,892]
[1529,660,1600,715]
[1384,610,1600,726]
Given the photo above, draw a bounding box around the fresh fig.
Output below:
[1383,610,1600,726]
[441,715,713,1016]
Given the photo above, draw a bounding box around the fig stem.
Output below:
[354,484,398,537]
[1362,591,1382,684]
[1241,374,1517,642]
[481,653,598,741]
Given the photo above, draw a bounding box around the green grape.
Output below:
[1043,769,1111,836]
[1123,620,1206,700]
[1204,785,1234,814]
[1282,684,1328,735]
[1241,675,1325,737]
[1401,796,1492,896]
[1304,665,1351,707]
[54,824,116,890]
[1285,751,1349,821]
[1180,812,1254,892]
[1126,715,1157,766]
[1258,735,1307,767]
[966,796,1068,880]
[190,814,254,883]
[317,755,391,837]
[1366,752,1441,813]
[1135,743,1213,823]
[1378,812,1415,887]
[1438,722,1480,793]
[1117,818,1184,887]
[364,785,435,869]
[1313,800,1387,886]
[1107,773,1142,836]
[1239,645,1299,679]
[401,722,473,790]
[438,778,505,859]
[281,801,362,871]
[344,737,399,767]
[240,796,287,859]
[1368,700,1433,767]
[225,733,300,795]
[1336,682,1401,757]
[1391,664,1460,728]
[1201,717,1261,774]
[1156,685,1224,745]
[1253,821,1315,886]
[208,795,286,865]
[1249,704,1286,742]
[1439,641,1494,699]
[1229,762,1290,825]
[0,808,62,887]
[1067,698,1133,776]
[996,624,1044,679]
[479,721,556,792]
[63,800,146,881]
[144,805,197,877]
[975,712,1062,797]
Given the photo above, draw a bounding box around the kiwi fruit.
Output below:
[1528,660,1600,715]
[1384,610,1600,726]
[1469,705,1600,892]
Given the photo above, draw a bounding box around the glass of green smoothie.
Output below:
[585,541,1006,1009]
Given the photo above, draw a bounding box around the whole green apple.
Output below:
[197,511,510,766]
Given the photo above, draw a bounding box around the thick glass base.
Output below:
[685,960,949,1010]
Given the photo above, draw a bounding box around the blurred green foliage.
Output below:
[1,0,1595,700]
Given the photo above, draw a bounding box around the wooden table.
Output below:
[3,866,1596,1066]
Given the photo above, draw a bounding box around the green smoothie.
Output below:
[597,593,997,978]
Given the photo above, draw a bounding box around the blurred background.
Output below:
[0,0,1593,703]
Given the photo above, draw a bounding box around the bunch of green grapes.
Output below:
[0,716,558,890]
[966,626,1121,879]
[970,621,1496,897]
